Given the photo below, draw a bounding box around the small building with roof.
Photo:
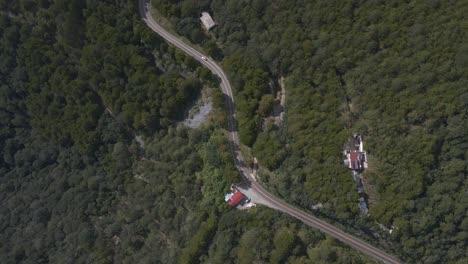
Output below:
[343,135,370,214]
[225,190,245,207]
[346,150,368,170]
[343,135,368,171]
[200,12,216,31]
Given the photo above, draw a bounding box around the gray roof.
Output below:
[200,12,216,30]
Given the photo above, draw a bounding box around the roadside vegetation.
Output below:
[0,0,373,263]
[154,0,468,262]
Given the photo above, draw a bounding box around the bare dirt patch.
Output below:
[183,88,212,128]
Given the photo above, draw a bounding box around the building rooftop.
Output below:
[200,12,216,31]
[227,191,244,207]
[347,150,367,170]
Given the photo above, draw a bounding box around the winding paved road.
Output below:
[139,1,401,263]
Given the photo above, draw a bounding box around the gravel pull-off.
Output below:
[184,101,212,128]
[236,177,283,211]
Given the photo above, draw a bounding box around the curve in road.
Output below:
[139,1,401,263]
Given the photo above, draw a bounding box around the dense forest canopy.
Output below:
[0,0,373,263]
[154,0,467,263]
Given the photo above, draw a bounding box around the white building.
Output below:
[200,12,216,31]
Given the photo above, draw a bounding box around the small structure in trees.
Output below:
[225,190,245,207]
[200,12,216,31]
[343,135,369,214]
[343,135,368,170]
[225,185,253,208]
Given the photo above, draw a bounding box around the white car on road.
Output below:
[201,56,208,61]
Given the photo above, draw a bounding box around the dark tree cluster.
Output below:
[155,0,467,262]
[0,0,371,263]
[0,0,202,262]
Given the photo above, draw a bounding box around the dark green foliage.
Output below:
[270,227,297,263]
[2,0,466,263]
[257,94,275,117]
[0,0,203,262]
[253,127,287,170]
[211,88,228,129]
[156,0,467,262]
[180,214,217,264]
[0,1,378,263]
[1,1,199,155]
[205,209,372,264]
[224,53,271,145]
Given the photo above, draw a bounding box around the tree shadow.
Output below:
[222,94,238,133]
